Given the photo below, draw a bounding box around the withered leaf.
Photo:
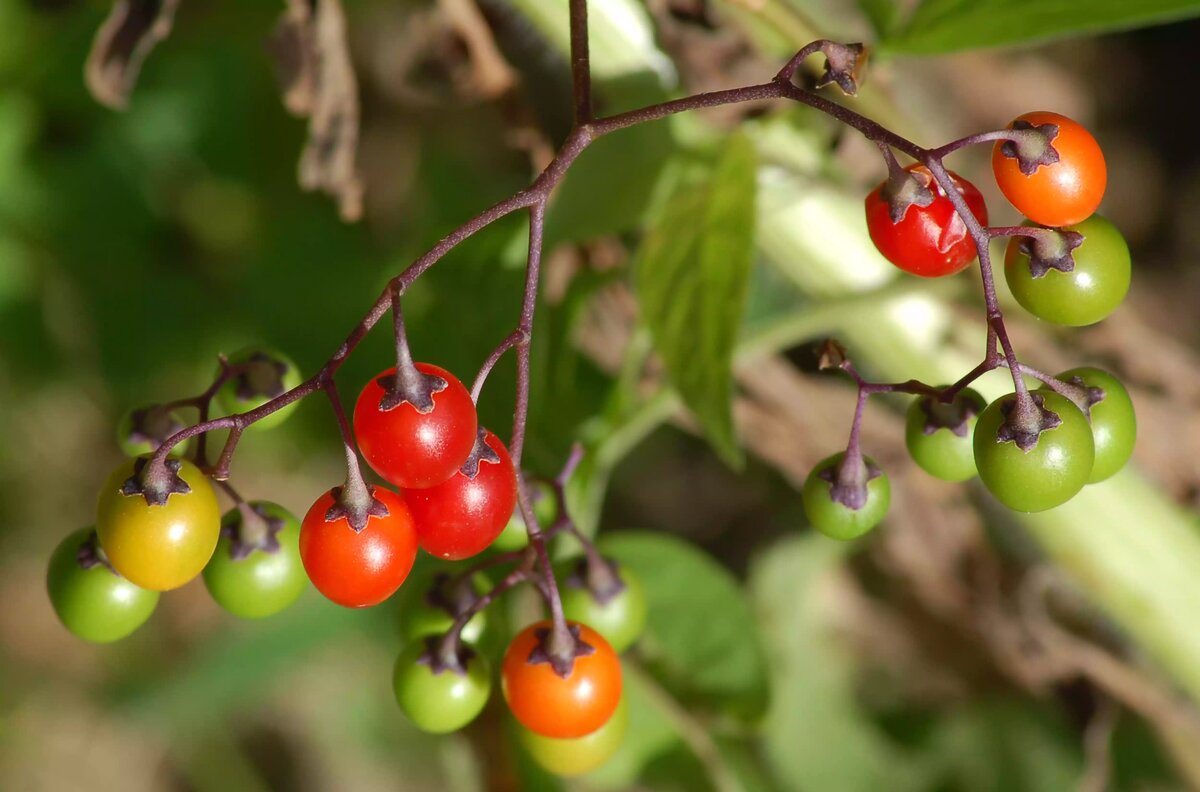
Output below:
[270,0,364,222]
[85,0,181,110]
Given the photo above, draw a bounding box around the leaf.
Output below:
[858,0,899,39]
[925,699,1082,792]
[269,0,364,221]
[545,114,676,245]
[584,663,688,788]
[108,594,384,722]
[599,531,769,718]
[749,536,928,792]
[85,0,181,110]
[635,133,758,468]
[885,0,1200,54]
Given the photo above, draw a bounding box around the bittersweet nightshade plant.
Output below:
[50,0,1135,767]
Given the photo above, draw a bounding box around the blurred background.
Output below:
[4,0,1200,789]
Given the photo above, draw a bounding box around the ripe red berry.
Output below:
[354,363,478,490]
[865,164,988,278]
[299,487,418,607]
[405,430,517,560]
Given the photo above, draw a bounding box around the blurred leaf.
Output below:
[586,662,688,788]
[545,111,676,245]
[927,700,1081,792]
[635,133,757,468]
[858,0,899,39]
[884,0,1200,53]
[599,531,769,718]
[750,536,928,792]
[109,594,383,721]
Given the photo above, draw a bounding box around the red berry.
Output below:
[353,363,478,490]
[865,164,988,278]
[405,430,517,560]
[299,487,418,607]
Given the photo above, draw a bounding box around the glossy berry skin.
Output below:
[203,502,308,619]
[405,430,517,561]
[801,453,890,541]
[904,389,987,483]
[392,642,491,734]
[973,391,1096,513]
[1005,214,1130,327]
[354,363,478,489]
[96,458,221,591]
[519,696,628,777]
[47,528,159,643]
[215,347,303,431]
[299,488,418,608]
[502,620,622,739]
[864,164,988,278]
[992,111,1106,227]
[1055,367,1136,483]
[560,566,647,654]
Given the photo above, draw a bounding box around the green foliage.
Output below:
[882,0,1200,53]
[599,531,769,718]
[635,134,758,468]
[751,536,928,792]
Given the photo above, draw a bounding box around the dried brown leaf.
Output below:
[85,0,181,110]
[270,0,364,222]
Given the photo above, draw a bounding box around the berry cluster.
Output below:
[49,339,645,775]
[48,24,1139,778]
[805,110,1134,540]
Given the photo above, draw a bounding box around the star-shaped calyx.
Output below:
[880,167,935,225]
[76,530,119,576]
[375,367,447,413]
[999,120,1061,176]
[458,428,501,480]
[1060,375,1107,418]
[125,405,185,451]
[527,623,595,679]
[565,556,626,606]
[325,485,390,532]
[815,42,868,96]
[235,352,291,400]
[424,572,476,618]
[121,457,191,506]
[222,504,287,560]
[416,635,476,676]
[919,393,983,439]
[996,392,1062,452]
[819,456,883,511]
[1018,229,1084,278]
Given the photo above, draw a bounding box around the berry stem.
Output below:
[323,380,374,521]
[214,479,271,549]
[469,329,526,404]
[929,128,1034,158]
[569,0,592,124]
[437,556,534,669]
[507,201,547,469]
[389,287,426,398]
[517,471,576,668]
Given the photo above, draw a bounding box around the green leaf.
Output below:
[634,133,758,468]
[585,663,688,788]
[546,116,676,246]
[599,531,769,718]
[885,0,1200,54]
[858,0,899,39]
[750,536,928,792]
[926,699,1081,792]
